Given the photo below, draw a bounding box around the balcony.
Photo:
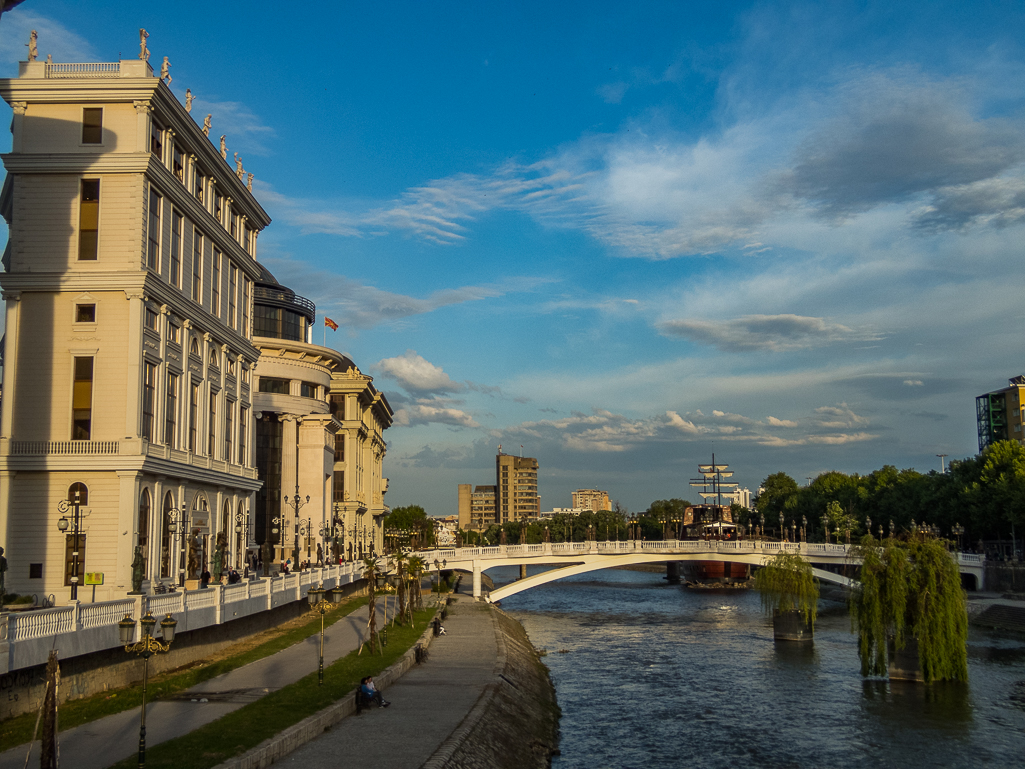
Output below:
[10,440,120,455]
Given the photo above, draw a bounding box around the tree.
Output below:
[756,472,800,520]
[754,551,819,629]
[384,505,434,547]
[849,537,967,682]
[361,556,382,654]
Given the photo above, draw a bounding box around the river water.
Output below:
[489,565,1025,769]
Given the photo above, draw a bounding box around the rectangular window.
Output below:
[228,263,237,329]
[72,356,93,440]
[229,210,238,239]
[189,382,199,453]
[238,406,247,465]
[169,210,182,286]
[64,533,86,587]
[165,373,178,447]
[192,229,203,302]
[78,179,99,261]
[258,377,289,394]
[211,250,221,318]
[145,307,158,330]
[241,279,250,337]
[301,382,317,398]
[214,193,223,223]
[193,170,205,202]
[75,304,96,323]
[142,361,156,440]
[208,391,217,457]
[168,322,180,344]
[82,108,102,144]
[147,189,161,270]
[334,433,344,462]
[224,399,234,462]
[333,470,345,502]
[150,121,163,158]
[172,145,184,181]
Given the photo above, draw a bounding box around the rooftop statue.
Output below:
[247,173,254,191]
[203,114,212,136]
[234,152,244,180]
[219,135,227,159]
[26,30,37,62]
[46,54,52,64]
[185,88,194,113]
[160,57,172,85]
[139,29,150,62]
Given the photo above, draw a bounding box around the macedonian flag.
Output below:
[324,317,339,331]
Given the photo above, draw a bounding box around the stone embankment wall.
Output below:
[0,579,367,721]
[426,607,560,769]
[984,563,1025,593]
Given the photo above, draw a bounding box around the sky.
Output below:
[2,1,1024,516]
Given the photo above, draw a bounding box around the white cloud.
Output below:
[392,403,480,429]
[767,416,798,427]
[188,97,276,157]
[658,314,880,352]
[0,12,95,68]
[376,350,462,395]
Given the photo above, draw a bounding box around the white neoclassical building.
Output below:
[0,52,267,601]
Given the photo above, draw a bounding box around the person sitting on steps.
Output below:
[360,675,390,708]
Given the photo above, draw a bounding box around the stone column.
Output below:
[116,470,143,594]
[123,291,145,441]
[472,561,482,599]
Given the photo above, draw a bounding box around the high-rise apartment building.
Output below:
[496,453,539,523]
[572,489,611,511]
[977,375,1025,452]
[0,53,267,600]
[457,483,496,531]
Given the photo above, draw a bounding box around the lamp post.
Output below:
[778,513,784,542]
[119,612,177,768]
[953,522,965,550]
[165,507,189,587]
[866,516,872,544]
[802,515,808,543]
[821,515,829,544]
[889,519,895,539]
[759,513,765,539]
[306,584,344,685]
[234,509,251,574]
[56,490,84,600]
[283,490,310,566]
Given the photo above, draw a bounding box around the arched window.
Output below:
[209,347,219,368]
[138,489,151,576]
[160,491,174,579]
[67,482,88,506]
[190,337,199,356]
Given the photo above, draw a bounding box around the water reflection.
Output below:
[489,565,1025,769]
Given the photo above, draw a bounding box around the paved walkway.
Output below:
[277,591,498,769]
[0,597,394,769]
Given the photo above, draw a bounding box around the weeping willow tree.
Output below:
[850,537,967,682]
[754,551,819,628]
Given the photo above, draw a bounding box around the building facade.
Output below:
[571,489,611,512]
[496,453,539,524]
[457,483,496,531]
[0,55,267,600]
[977,375,1025,452]
[251,266,392,564]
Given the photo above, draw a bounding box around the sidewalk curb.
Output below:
[211,603,444,769]
[420,601,507,769]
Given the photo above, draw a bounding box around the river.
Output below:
[488,565,1025,769]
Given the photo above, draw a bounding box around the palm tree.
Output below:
[392,551,408,623]
[362,556,382,654]
[407,555,427,614]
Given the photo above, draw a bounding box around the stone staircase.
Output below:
[972,603,1025,634]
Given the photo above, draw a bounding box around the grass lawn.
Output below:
[0,595,369,749]
[106,607,436,769]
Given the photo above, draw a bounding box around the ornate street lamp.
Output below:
[953,522,965,550]
[889,519,895,538]
[866,516,872,543]
[57,490,85,600]
[119,612,177,767]
[307,584,344,685]
[759,513,765,539]
[283,490,310,565]
[778,513,784,542]
[802,515,808,543]
[234,509,251,574]
[821,515,829,544]
[164,507,189,587]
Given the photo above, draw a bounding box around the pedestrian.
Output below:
[360,676,390,708]
[200,567,211,588]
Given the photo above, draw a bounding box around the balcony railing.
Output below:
[10,440,120,455]
[46,62,120,78]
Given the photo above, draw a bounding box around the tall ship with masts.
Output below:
[682,455,750,586]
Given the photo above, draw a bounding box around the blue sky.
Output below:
[3,1,1025,515]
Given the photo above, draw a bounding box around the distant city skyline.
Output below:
[1,1,1023,515]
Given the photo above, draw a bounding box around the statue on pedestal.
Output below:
[139,29,150,62]
[185,89,193,113]
[130,546,145,593]
[26,30,38,62]
[202,114,212,136]
[234,152,244,180]
[160,57,172,85]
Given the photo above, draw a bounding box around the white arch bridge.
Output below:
[411,540,986,601]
